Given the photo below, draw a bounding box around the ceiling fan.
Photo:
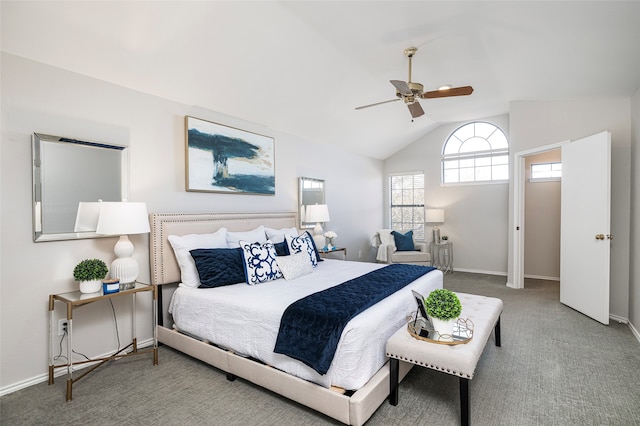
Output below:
[355,47,473,119]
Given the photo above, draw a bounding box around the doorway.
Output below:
[512,141,565,289]
[523,150,562,281]
[512,132,611,324]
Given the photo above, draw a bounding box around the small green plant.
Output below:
[425,289,462,321]
[441,235,449,241]
[73,259,108,282]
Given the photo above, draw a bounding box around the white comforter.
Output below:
[169,259,442,389]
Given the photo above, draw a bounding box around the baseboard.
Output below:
[524,274,560,281]
[0,338,155,397]
[452,268,507,276]
[628,321,640,344]
[609,313,629,324]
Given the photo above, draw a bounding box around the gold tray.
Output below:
[406,314,474,345]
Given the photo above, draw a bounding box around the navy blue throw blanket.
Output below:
[274,263,435,375]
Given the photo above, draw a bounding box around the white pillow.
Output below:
[168,228,228,287]
[276,252,314,281]
[227,225,267,248]
[265,227,298,244]
[239,240,283,285]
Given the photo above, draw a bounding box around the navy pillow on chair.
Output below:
[392,230,415,251]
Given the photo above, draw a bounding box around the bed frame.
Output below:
[149,211,413,425]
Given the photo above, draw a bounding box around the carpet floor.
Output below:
[2,272,639,425]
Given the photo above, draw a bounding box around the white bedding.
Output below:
[169,259,442,389]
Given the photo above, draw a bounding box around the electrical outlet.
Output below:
[58,319,68,336]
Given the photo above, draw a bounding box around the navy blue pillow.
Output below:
[392,230,415,251]
[190,248,245,288]
[274,241,290,256]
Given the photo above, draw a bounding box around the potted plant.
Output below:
[73,259,108,294]
[424,289,462,341]
[441,235,449,241]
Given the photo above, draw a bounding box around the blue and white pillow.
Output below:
[285,232,319,267]
[239,240,283,285]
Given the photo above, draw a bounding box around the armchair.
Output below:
[372,229,431,266]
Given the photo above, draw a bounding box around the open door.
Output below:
[560,131,611,324]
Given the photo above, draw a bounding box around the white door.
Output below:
[560,131,611,324]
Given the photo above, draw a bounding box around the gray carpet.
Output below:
[2,272,639,425]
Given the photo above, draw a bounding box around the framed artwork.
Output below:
[185,116,275,195]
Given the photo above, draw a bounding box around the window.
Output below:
[442,122,509,184]
[389,173,425,240]
[530,162,562,181]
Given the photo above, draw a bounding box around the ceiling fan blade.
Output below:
[407,101,424,118]
[421,85,474,99]
[355,98,400,110]
[390,80,413,96]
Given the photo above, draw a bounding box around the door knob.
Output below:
[607,234,613,240]
[595,234,605,240]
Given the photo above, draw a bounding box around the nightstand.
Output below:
[48,282,158,401]
[318,247,347,260]
[431,242,454,273]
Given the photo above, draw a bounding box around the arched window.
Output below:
[442,122,509,184]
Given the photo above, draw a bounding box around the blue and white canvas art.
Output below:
[186,116,275,195]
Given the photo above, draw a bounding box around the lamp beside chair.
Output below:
[425,209,445,244]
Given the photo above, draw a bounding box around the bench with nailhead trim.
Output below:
[386,292,503,426]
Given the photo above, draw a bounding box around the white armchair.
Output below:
[372,229,431,266]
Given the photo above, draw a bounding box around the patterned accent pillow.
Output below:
[239,240,283,285]
[276,252,314,281]
[285,231,319,267]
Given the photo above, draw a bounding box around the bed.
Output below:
[150,211,443,425]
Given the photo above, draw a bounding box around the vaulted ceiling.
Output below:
[2,1,640,159]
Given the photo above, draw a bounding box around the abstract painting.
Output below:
[185,116,275,195]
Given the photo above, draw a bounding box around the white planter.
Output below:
[79,279,101,294]
[430,317,457,342]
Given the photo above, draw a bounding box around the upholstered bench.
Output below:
[386,292,503,426]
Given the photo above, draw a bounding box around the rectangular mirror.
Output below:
[32,133,128,242]
[298,177,325,228]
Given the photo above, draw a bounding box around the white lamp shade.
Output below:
[96,202,150,235]
[425,209,445,224]
[74,202,102,232]
[305,204,330,223]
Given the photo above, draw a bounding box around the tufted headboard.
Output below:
[149,211,298,286]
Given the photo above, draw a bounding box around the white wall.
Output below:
[524,150,561,280]
[0,53,384,393]
[630,87,640,333]
[508,100,632,320]
[384,114,510,276]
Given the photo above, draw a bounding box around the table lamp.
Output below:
[96,202,150,285]
[74,201,103,232]
[425,209,445,244]
[305,204,330,249]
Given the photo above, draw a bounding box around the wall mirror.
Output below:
[32,133,129,242]
[298,177,325,228]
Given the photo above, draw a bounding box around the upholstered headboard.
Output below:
[149,211,297,286]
